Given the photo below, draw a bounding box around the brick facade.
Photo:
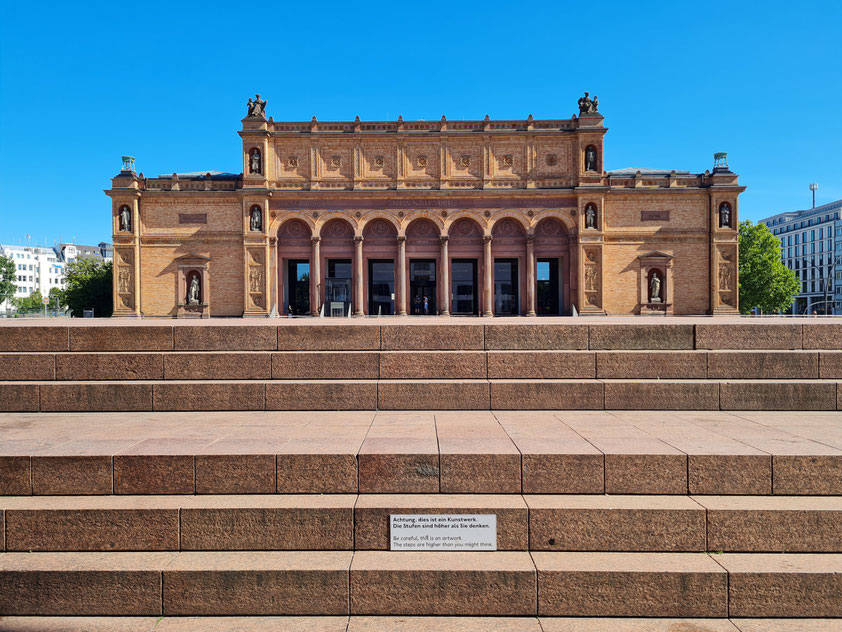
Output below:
[106,97,744,317]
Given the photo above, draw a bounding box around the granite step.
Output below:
[5,349,838,381]
[0,618,837,632]
[1,378,840,412]
[3,551,838,617]
[1,494,839,553]
[2,410,841,496]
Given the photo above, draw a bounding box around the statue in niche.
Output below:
[119,206,131,232]
[585,146,597,172]
[719,203,731,228]
[649,272,662,303]
[249,149,261,174]
[250,207,262,231]
[578,92,599,114]
[187,274,201,305]
[585,205,596,229]
[246,94,267,118]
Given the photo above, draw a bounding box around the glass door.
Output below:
[536,258,560,315]
[325,259,352,317]
[409,260,436,315]
[287,259,310,315]
[494,258,519,315]
[451,259,478,315]
[368,260,395,315]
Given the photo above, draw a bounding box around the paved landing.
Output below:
[1,410,841,496]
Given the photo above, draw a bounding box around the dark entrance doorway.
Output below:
[452,259,478,315]
[326,259,352,317]
[536,258,560,315]
[410,260,436,315]
[369,260,395,315]
[494,258,519,315]
[287,260,310,315]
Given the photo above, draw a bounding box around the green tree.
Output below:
[48,286,65,309]
[738,220,799,314]
[14,290,43,312]
[0,254,15,307]
[62,258,113,317]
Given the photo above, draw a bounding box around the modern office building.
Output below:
[55,242,113,264]
[106,94,744,318]
[762,198,842,314]
[0,245,66,310]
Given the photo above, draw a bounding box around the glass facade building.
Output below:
[761,199,842,315]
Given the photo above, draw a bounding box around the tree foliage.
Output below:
[13,289,44,312]
[62,258,113,317]
[738,220,799,314]
[0,255,15,307]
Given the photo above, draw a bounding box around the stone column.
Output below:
[483,234,494,316]
[310,236,321,316]
[397,236,407,316]
[354,235,365,316]
[269,237,279,317]
[526,234,536,317]
[440,236,450,316]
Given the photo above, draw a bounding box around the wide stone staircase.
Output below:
[0,319,840,630]
[2,319,842,412]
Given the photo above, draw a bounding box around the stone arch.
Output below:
[270,211,316,237]
[529,209,577,234]
[443,211,488,235]
[319,217,356,239]
[314,211,359,235]
[487,213,529,234]
[403,213,444,235]
[446,215,485,237]
[358,211,401,235]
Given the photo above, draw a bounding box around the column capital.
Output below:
[311,236,321,244]
[397,235,407,243]
[526,234,536,243]
[354,235,365,243]
[269,237,277,246]
[440,235,449,244]
[483,234,493,244]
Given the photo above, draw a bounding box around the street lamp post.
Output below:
[809,183,818,209]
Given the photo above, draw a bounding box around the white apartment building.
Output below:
[761,199,842,315]
[0,245,67,311]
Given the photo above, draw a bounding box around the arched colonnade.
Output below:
[272,211,575,317]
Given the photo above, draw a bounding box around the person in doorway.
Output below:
[414,295,421,315]
[423,296,429,315]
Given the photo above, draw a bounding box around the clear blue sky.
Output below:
[1,0,840,247]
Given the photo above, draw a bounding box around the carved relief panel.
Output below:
[582,247,602,310]
[491,143,523,180]
[716,245,737,309]
[363,145,395,180]
[319,145,353,182]
[115,248,134,312]
[246,247,267,311]
[448,144,482,179]
[534,141,571,177]
[274,143,310,182]
[403,143,440,181]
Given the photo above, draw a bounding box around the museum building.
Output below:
[106,94,743,318]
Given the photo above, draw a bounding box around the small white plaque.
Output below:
[390,514,497,551]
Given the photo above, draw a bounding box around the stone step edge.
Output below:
[1,551,840,618]
[2,379,839,412]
